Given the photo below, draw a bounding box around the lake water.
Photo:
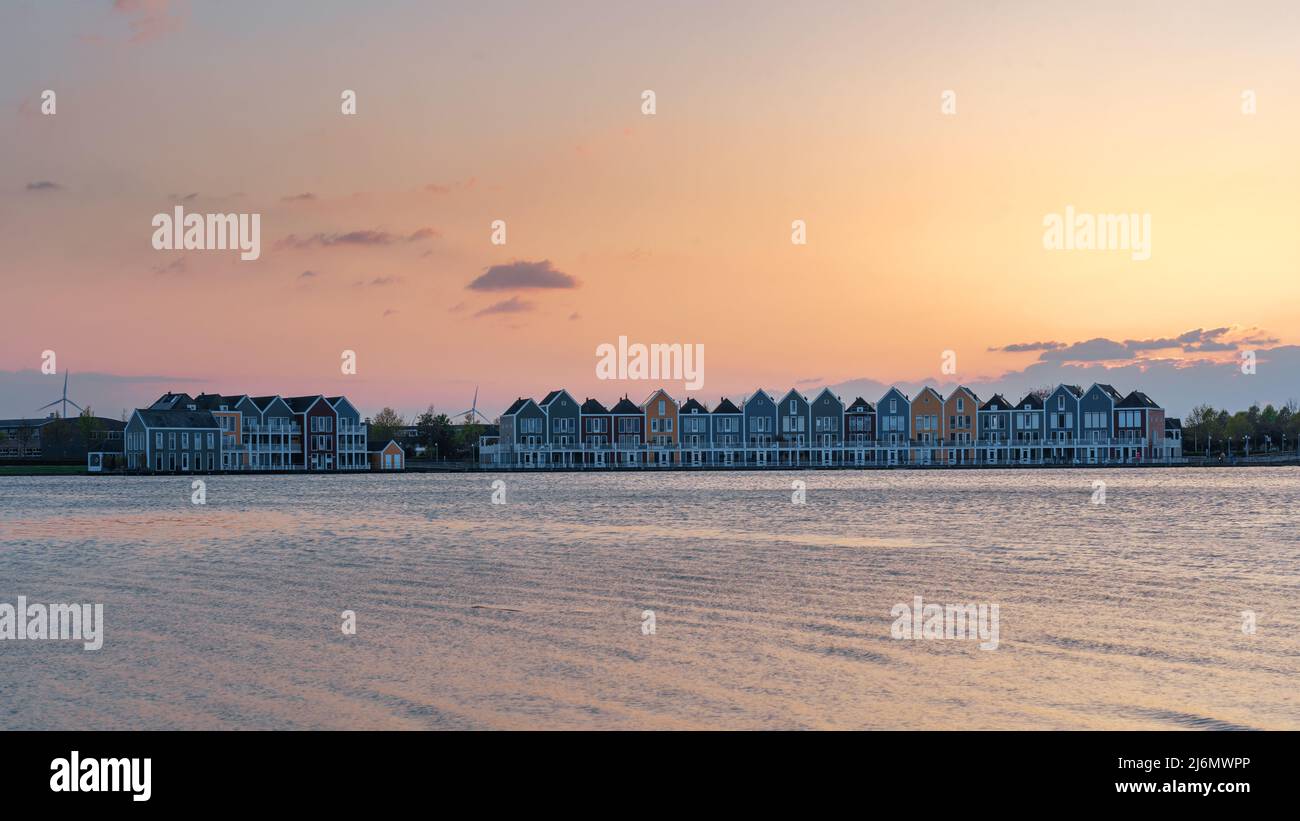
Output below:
[1,469,1296,730]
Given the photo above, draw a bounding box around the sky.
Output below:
[2,0,1299,420]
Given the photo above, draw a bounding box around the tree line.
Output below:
[1182,401,1300,455]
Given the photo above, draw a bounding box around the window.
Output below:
[207,432,214,448]
[957,398,964,412]
[658,400,666,415]
[182,453,189,471]
[156,431,163,448]
[169,432,176,449]
[890,400,897,414]
[182,432,189,448]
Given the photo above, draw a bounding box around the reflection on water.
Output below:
[0,469,1296,729]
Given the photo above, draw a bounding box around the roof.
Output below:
[1093,383,1125,402]
[501,397,531,416]
[948,385,979,403]
[712,397,742,414]
[1015,392,1045,410]
[777,388,808,404]
[680,398,709,414]
[1118,390,1161,409]
[916,386,943,403]
[367,437,405,453]
[133,409,221,429]
[540,389,574,407]
[881,387,910,402]
[580,398,609,414]
[1055,384,1084,398]
[149,392,194,410]
[980,393,1011,411]
[610,396,642,415]
[639,388,677,409]
[846,397,875,413]
[283,395,326,413]
[249,395,282,411]
[1165,418,1182,430]
[0,417,60,429]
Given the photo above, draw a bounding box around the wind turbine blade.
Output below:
[67,400,84,412]
[37,399,61,410]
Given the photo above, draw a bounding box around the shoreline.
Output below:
[2,460,1297,477]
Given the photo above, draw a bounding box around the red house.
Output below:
[286,395,338,471]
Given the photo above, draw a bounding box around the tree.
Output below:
[369,407,404,444]
[77,406,102,445]
[415,405,455,459]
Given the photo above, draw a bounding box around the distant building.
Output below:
[124,409,222,472]
[0,415,124,461]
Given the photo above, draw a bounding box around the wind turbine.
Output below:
[38,371,84,418]
[457,386,490,424]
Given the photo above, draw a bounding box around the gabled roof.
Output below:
[192,392,234,411]
[580,398,609,414]
[915,386,943,404]
[1165,417,1182,430]
[846,397,875,413]
[540,389,562,406]
[680,398,709,414]
[501,397,537,416]
[880,386,910,404]
[980,393,1011,411]
[947,385,979,403]
[149,392,194,410]
[742,388,774,407]
[712,397,742,414]
[133,408,221,429]
[639,388,678,409]
[1118,390,1161,409]
[777,388,808,405]
[250,395,283,411]
[1060,384,1084,397]
[1090,383,1125,402]
[1015,392,1045,410]
[283,395,328,413]
[610,396,642,415]
[811,387,843,407]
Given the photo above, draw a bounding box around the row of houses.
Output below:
[480,384,1184,468]
[121,392,405,473]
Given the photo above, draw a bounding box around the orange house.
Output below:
[911,386,944,464]
[640,388,679,466]
[942,386,979,465]
[369,440,405,471]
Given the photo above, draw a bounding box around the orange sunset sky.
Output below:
[3,1,1299,419]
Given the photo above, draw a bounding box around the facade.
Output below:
[579,398,612,466]
[710,398,744,466]
[943,386,979,465]
[1080,383,1124,463]
[477,383,1185,470]
[776,389,811,465]
[369,439,405,471]
[0,415,125,461]
[285,395,337,471]
[976,394,1012,464]
[328,396,369,470]
[1115,391,1165,462]
[911,387,944,464]
[1044,384,1083,463]
[679,398,710,466]
[843,397,875,465]
[642,388,679,465]
[541,389,581,468]
[124,409,222,472]
[248,396,301,470]
[877,388,910,465]
[610,396,645,466]
[743,389,778,465]
[810,388,844,465]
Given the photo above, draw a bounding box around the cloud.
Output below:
[276,228,439,249]
[298,270,317,278]
[112,0,184,44]
[281,193,317,202]
[988,340,1065,353]
[448,302,466,313]
[424,178,476,194]
[466,259,578,291]
[568,312,581,321]
[352,276,400,287]
[383,308,398,317]
[796,376,823,385]
[26,181,62,191]
[1040,338,1135,362]
[474,296,535,317]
